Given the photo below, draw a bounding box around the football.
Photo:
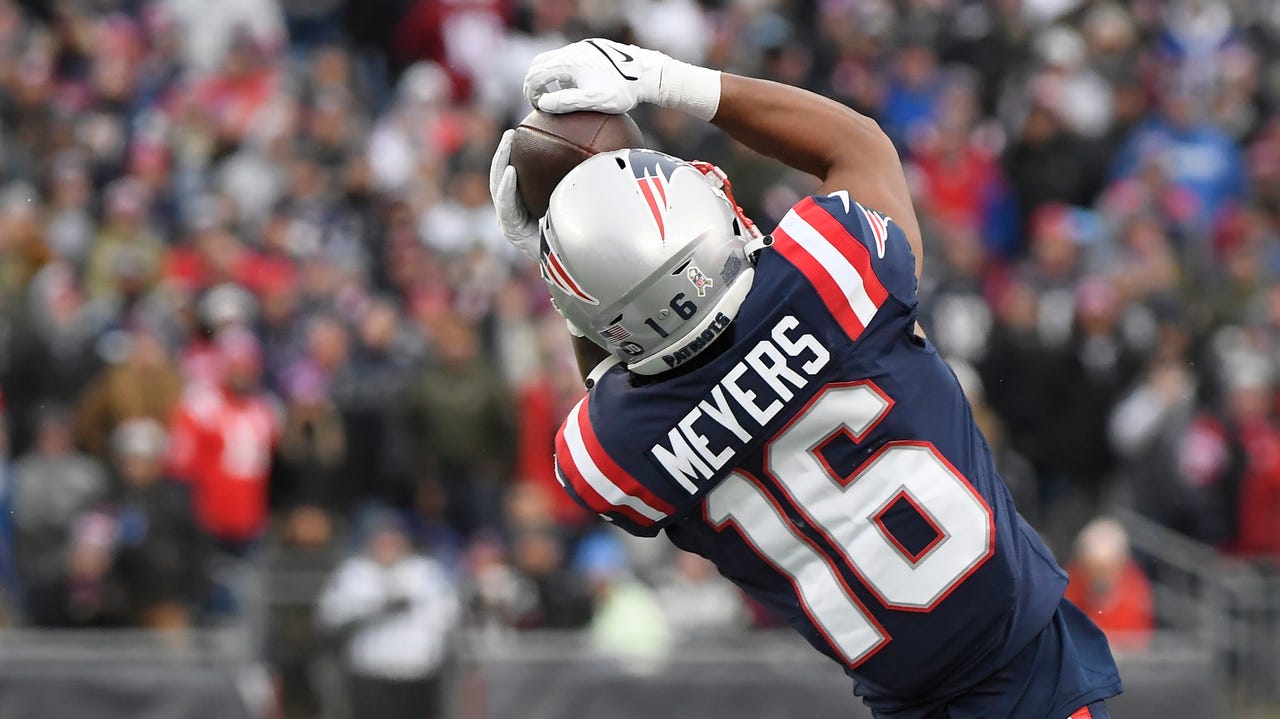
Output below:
[509,109,645,217]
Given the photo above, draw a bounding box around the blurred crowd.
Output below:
[1,0,1280,715]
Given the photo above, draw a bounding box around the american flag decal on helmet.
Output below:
[540,233,599,305]
[628,151,682,241]
[598,323,632,343]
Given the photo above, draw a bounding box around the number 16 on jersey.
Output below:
[706,382,995,667]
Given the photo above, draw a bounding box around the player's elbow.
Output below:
[829,112,899,173]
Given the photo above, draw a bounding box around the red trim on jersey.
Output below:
[779,380,894,490]
[763,420,996,614]
[1069,706,1094,719]
[796,198,890,307]
[773,225,866,339]
[574,402,676,516]
[554,422,653,527]
[704,470,891,669]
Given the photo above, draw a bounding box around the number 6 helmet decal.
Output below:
[540,149,758,374]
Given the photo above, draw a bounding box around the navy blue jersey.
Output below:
[554,193,1112,707]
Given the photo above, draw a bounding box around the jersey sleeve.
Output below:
[553,395,681,537]
[770,192,918,341]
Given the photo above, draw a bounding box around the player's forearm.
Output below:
[711,74,886,182]
[711,74,924,281]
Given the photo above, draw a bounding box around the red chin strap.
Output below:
[689,160,763,240]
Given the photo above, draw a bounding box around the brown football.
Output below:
[509,110,645,217]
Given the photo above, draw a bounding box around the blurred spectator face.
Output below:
[1030,207,1079,276]
[68,513,116,582]
[1074,518,1131,590]
[512,531,564,578]
[217,327,264,393]
[1122,216,1170,257]
[284,506,333,548]
[368,525,410,567]
[128,328,170,370]
[1228,380,1273,423]
[14,53,52,105]
[532,0,576,33]
[1076,277,1121,334]
[222,33,262,78]
[1112,79,1147,129]
[897,44,937,89]
[311,46,351,90]
[50,157,90,208]
[307,317,349,371]
[1020,103,1063,145]
[310,93,351,147]
[453,168,490,208]
[1083,3,1137,57]
[113,419,168,488]
[197,228,246,282]
[995,281,1039,332]
[505,483,555,531]
[35,411,73,457]
[288,158,328,202]
[432,315,479,368]
[358,302,399,351]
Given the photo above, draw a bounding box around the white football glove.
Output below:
[488,129,539,260]
[524,38,721,121]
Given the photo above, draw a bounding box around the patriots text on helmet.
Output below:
[649,315,829,492]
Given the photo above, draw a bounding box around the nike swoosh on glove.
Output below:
[524,39,664,115]
[488,128,539,259]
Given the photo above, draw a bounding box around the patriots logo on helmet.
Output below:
[628,150,682,240]
[540,230,599,305]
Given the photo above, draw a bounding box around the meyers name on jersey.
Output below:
[650,314,829,493]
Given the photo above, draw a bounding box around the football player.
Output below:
[490,39,1122,719]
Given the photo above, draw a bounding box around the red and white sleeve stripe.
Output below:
[555,398,675,526]
[772,197,890,341]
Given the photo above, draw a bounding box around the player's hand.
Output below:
[489,129,539,258]
[524,39,665,115]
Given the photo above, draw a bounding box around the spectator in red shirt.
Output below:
[1223,369,1280,558]
[168,326,280,554]
[1065,518,1155,651]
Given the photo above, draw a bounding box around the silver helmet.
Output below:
[540,149,759,375]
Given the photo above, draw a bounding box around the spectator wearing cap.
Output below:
[1039,276,1145,550]
[168,326,281,554]
[1110,77,1247,230]
[317,505,458,719]
[11,407,108,605]
[1004,93,1107,240]
[0,183,53,303]
[331,300,420,507]
[108,418,210,630]
[276,360,346,514]
[26,510,130,628]
[43,152,95,264]
[653,550,747,642]
[408,312,516,537]
[86,177,163,303]
[1220,363,1280,558]
[1065,517,1154,651]
[1109,354,1234,545]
